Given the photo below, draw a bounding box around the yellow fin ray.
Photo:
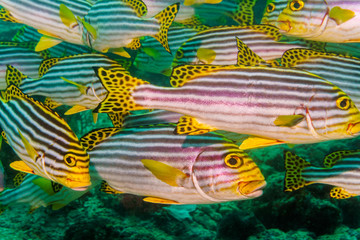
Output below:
[141,159,188,187]
[59,4,78,28]
[10,161,34,174]
[61,77,87,95]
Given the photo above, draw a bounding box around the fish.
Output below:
[281,48,360,108]
[272,0,360,42]
[0,42,48,90]
[5,53,127,115]
[81,0,179,54]
[84,123,266,204]
[93,64,360,145]
[261,0,288,26]
[284,150,360,199]
[0,174,91,213]
[0,85,91,189]
[172,25,308,69]
[0,0,93,49]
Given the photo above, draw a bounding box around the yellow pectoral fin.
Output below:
[329,6,355,25]
[32,178,56,196]
[143,197,180,204]
[141,159,188,187]
[174,116,217,135]
[65,105,89,115]
[197,48,216,64]
[18,129,38,161]
[274,114,305,127]
[59,4,78,28]
[35,36,63,52]
[60,77,87,95]
[330,187,357,199]
[239,136,285,150]
[10,161,35,174]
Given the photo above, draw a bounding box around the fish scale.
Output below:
[0,85,90,189]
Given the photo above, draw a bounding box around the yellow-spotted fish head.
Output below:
[192,144,266,202]
[261,0,288,26]
[305,87,360,140]
[275,0,328,38]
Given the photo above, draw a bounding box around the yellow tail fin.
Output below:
[153,3,180,53]
[284,151,311,192]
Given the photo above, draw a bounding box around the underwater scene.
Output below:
[1,0,360,239]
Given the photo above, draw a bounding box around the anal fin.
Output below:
[143,197,180,204]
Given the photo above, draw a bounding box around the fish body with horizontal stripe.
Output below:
[8,54,126,111]
[95,65,360,144]
[82,0,179,53]
[261,0,288,26]
[284,150,360,199]
[172,25,307,68]
[281,48,360,109]
[0,0,92,45]
[0,85,91,189]
[273,0,360,42]
[86,124,265,204]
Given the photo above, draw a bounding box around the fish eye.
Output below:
[290,0,304,11]
[267,3,275,13]
[225,154,243,168]
[64,154,77,167]
[176,49,184,59]
[336,96,352,110]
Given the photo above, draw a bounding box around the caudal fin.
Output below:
[93,67,148,113]
[154,3,180,53]
[284,151,311,192]
[5,65,28,87]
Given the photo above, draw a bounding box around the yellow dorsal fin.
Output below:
[330,187,357,199]
[141,159,188,187]
[6,65,27,87]
[80,127,121,151]
[284,151,312,192]
[197,48,216,64]
[239,136,285,150]
[329,6,355,25]
[274,114,305,127]
[35,36,63,52]
[10,161,35,174]
[32,178,57,196]
[18,129,38,161]
[59,4,78,28]
[123,0,148,17]
[39,57,65,77]
[249,25,282,41]
[13,172,27,187]
[170,64,236,88]
[0,8,19,23]
[61,77,87,95]
[153,3,180,53]
[143,197,180,204]
[323,150,358,168]
[44,98,62,109]
[100,181,123,194]
[93,67,148,113]
[174,116,217,135]
[107,112,129,128]
[236,38,265,66]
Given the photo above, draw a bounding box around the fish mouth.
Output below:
[347,122,360,135]
[276,20,292,32]
[65,177,91,191]
[238,180,267,198]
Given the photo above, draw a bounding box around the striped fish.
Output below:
[261,0,288,26]
[94,65,360,144]
[0,42,47,90]
[0,0,92,48]
[82,0,179,53]
[0,85,90,189]
[133,24,199,75]
[0,174,92,212]
[13,26,93,58]
[284,150,360,199]
[273,0,360,42]
[6,53,126,114]
[85,124,265,204]
[172,25,308,68]
[281,48,360,108]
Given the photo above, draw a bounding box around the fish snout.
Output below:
[347,122,360,135]
[238,180,267,198]
[65,177,91,190]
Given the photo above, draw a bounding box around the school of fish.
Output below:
[0,0,359,213]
